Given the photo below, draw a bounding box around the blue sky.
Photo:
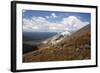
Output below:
[23,10,90,23]
[22,10,91,32]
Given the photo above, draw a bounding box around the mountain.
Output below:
[41,24,90,46]
[23,24,91,62]
[42,31,71,46]
[58,24,90,47]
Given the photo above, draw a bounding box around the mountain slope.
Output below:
[41,30,71,47]
[23,24,91,62]
[57,24,90,47]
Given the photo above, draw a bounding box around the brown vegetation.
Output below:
[23,25,91,63]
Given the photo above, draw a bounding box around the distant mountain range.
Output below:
[23,24,91,62]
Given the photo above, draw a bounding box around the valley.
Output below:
[23,24,91,62]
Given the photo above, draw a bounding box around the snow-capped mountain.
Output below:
[42,31,71,45]
[42,24,89,46]
[60,31,71,36]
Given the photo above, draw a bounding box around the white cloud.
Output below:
[23,16,89,32]
[62,16,89,31]
[23,18,32,25]
[23,17,50,32]
[32,26,39,29]
[45,13,57,19]
[51,13,57,18]
[45,16,49,19]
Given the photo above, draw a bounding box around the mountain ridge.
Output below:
[23,24,91,62]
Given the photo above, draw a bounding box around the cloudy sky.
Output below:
[22,10,91,32]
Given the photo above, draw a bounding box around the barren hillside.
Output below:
[23,24,91,62]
